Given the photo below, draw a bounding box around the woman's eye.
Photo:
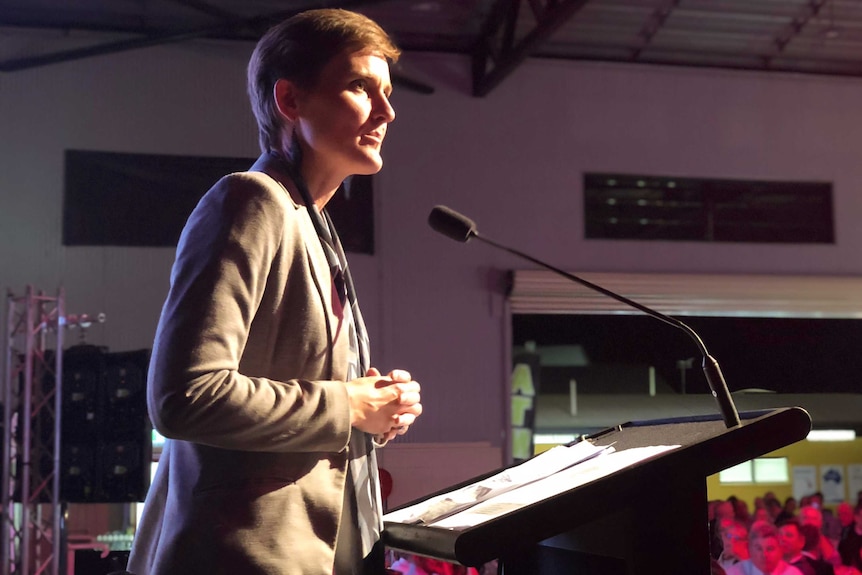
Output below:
[351,79,368,92]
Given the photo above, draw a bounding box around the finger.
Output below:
[395,412,418,427]
[366,367,382,377]
[396,390,421,406]
[387,369,412,382]
[391,405,421,420]
[393,381,420,395]
[397,403,422,418]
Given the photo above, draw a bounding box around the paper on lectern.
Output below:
[427,444,680,529]
[383,440,612,525]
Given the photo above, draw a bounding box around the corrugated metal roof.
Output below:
[3,0,862,92]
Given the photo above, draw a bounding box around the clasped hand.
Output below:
[346,367,422,441]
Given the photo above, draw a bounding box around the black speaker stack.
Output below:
[60,345,152,503]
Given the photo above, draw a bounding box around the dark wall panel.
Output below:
[63,150,374,253]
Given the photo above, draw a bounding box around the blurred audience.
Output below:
[718,520,751,571]
[776,498,799,526]
[837,503,854,536]
[778,518,835,575]
[725,521,803,575]
[801,505,842,567]
[387,551,486,575]
[735,499,753,526]
[713,500,740,558]
[710,492,862,575]
[838,505,862,571]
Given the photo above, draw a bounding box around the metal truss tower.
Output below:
[2,287,64,575]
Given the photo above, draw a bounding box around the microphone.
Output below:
[427,205,741,429]
[428,205,477,242]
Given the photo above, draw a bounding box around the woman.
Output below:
[127,9,422,575]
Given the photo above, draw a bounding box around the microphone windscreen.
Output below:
[428,206,477,243]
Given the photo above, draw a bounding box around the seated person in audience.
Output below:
[765,498,785,523]
[713,501,739,557]
[719,521,751,571]
[838,505,862,571]
[809,493,845,547]
[754,508,775,524]
[725,521,803,575]
[778,518,835,575]
[776,498,799,526]
[801,526,862,575]
[802,505,843,566]
[804,525,827,558]
[388,552,480,575]
[838,503,855,540]
[736,499,754,526]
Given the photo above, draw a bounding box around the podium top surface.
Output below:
[383,407,811,566]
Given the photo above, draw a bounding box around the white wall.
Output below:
[3,38,862,457]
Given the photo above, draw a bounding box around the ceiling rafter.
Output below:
[168,0,245,22]
[0,26,221,72]
[0,0,268,73]
[0,0,268,72]
[4,1,862,93]
[764,0,829,66]
[0,0,433,93]
[0,1,398,72]
[472,0,591,97]
[631,0,681,61]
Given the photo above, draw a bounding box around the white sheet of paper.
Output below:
[426,444,680,529]
[383,440,612,525]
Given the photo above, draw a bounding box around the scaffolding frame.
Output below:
[2,287,64,575]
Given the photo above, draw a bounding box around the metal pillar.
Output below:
[2,287,64,575]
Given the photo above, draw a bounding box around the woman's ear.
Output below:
[273,78,300,122]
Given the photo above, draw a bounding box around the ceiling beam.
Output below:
[0,0,368,71]
[472,0,590,97]
[168,0,245,22]
[0,1,434,93]
[631,0,681,61]
[765,0,828,67]
[0,26,225,72]
[0,0,275,73]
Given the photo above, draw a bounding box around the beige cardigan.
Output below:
[128,153,357,575]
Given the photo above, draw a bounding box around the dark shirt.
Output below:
[789,554,835,575]
[838,528,862,569]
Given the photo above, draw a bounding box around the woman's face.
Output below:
[292,48,395,186]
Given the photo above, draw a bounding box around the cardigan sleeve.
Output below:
[146,172,351,453]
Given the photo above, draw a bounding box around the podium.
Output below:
[383,407,811,574]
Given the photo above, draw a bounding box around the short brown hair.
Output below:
[247,9,401,153]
